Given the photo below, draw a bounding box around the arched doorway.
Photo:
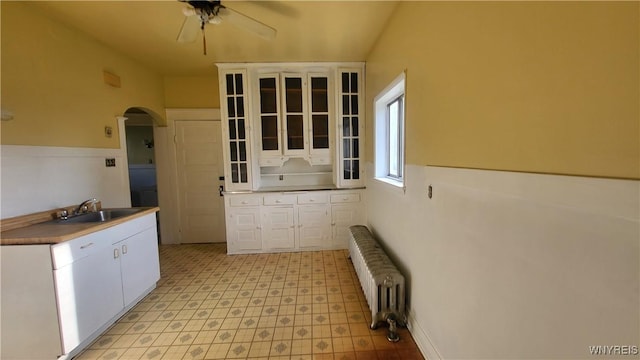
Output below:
[123,109,157,207]
[121,107,161,240]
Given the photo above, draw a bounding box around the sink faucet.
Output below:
[75,198,99,215]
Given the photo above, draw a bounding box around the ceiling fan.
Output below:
[177,0,277,54]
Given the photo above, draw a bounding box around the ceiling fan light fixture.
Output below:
[182,7,196,16]
[209,15,222,25]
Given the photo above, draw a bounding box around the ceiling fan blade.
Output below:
[177,14,201,43]
[219,7,276,40]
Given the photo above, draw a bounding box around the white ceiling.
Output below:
[32,1,399,76]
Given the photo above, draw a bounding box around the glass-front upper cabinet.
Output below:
[281,74,307,156]
[257,74,281,159]
[308,73,331,164]
[337,68,364,187]
[219,69,252,191]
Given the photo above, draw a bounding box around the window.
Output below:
[374,72,406,188]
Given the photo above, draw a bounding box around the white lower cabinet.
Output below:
[331,203,364,248]
[1,212,160,360]
[262,206,296,250]
[54,241,124,354]
[225,190,363,254]
[226,197,262,251]
[116,226,160,306]
[298,204,331,249]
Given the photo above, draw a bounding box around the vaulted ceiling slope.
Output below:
[31,1,399,76]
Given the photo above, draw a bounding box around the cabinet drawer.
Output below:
[297,193,328,204]
[263,194,297,206]
[229,195,261,207]
[330,193,361,203]
[51,231,111,269]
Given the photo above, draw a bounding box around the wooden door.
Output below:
[176,120,226,243]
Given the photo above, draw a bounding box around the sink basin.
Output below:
[55,208,145,224]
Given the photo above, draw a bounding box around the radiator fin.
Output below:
[348,225,406,329]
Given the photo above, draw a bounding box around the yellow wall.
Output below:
[164,76,220,109]
[0,1,166,148]
[366,2,639,179]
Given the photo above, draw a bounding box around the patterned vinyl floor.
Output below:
[75,243,424,360]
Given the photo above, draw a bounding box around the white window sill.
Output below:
[374,176,406,193]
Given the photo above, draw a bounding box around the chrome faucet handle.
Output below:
[75,198,99,215]
[60,209,69,220]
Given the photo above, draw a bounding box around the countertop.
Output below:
[223,186,365,195]
[1,207,159,246]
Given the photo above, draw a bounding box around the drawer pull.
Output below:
[80,242,94,249]
[114,248,120,259]
[276,200,282,203]
[122,244,128,255]
[242,201,248,204]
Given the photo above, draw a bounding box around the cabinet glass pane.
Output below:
[343,139,351,158]
[227,97,236,117]
[312,115,329,149]
[350,73,358,92]
[342,73,349,93]
[260,78,277,113]
[231,164,239,183]
[240,164,248,183]
[261,116,278,151]
[230,142,238,162]
[229,119,237,140]
[352,160,360,179]
[344,160,351,180]
[352,139,359,158]
[285,78,303,112]
[311,77,328,112]
[236,98,244,117]
[343,117,350,137]
[239,141,247,161]
[342,95,349,115]
[287,115,304,149]
[351,95,358,115]
[352,117,359,136]
[226,74,234,94]
[238,119,246,139]
[234,74,243,94]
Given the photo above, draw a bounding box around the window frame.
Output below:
[374,72,406,189]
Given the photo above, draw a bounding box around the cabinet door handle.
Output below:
[114,248,120,259]
[80,242,94,249]
[122,244,128,255]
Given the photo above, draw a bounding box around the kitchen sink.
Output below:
[55,208,146,224]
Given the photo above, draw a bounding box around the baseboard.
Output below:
[407,309,442,360]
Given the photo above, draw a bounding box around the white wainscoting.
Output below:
[365,164,639,359]
[1,145,131,219]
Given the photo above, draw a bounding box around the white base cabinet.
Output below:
[225,190,363,254]
[1,212,160,360]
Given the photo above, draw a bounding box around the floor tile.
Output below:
[74,244,424,360]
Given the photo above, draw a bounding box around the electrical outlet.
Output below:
[105,158,116,167]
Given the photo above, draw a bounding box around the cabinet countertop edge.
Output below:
[1,207,160,246]
[223,187,365,195]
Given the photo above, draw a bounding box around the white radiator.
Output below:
[348,225,406,339]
